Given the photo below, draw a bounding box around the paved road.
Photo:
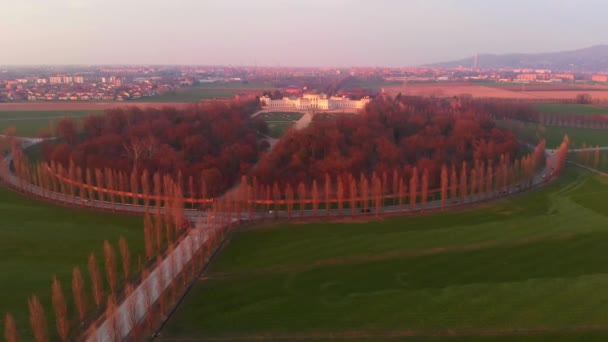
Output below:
[0,138,580,342]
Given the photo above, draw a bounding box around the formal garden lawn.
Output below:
[161,167,608,341]
[257,111,304,138]
[0,187,144,340]
[0,110,101,136]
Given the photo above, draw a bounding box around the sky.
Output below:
[1,0,607,67]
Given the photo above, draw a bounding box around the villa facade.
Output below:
[259,93,371,110]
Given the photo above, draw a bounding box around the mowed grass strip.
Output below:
[500,120,608,148]
[257,112,304,138]
[0,110,101,136]
[0,186,143,339]
[163,168,608,340]
[534,103,608,115]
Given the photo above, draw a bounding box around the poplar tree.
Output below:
[87,253,103,308]
[28,294,48,342]
[4,313,19,342]
[409,168,418,210]
[51,276,69,341]
[440,164,448,209]
[421,169,429,210]
[72,266,86,323]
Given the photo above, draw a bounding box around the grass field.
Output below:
[497,120,608,148]
[0,110,101,136]
[162,167,608,341]
[257,112,304,138]
[0,186,144,340]
[534,103,608,115]
[139,89,240,102]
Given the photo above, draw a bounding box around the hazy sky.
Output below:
[1,0,606,66]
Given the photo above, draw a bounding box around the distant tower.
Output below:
[473,53,479,70]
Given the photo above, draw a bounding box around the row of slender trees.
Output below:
[538,113,608,129]
[8,138,551,219]
[574,143,607,171]
[0,196,244,342]
[0,128,570,342]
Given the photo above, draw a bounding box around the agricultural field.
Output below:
[0,187,144,340]
[534,103,608,115]
[162,167,608,341]
[138,82,275,102]
[257,111,304,138]
[382,84,608,101]
[0,110,101,136]
[138,88,240,102]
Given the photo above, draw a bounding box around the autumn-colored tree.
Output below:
[478,161,485,200]
[421,169,429,210]
[349,176,357,215]
[103,240,117,296]
[87,253,103,308]
[51,276,69,341]
[285,184,294,219]
[392,169,399,200]
[440,164,448,209]
[312,180,319,218]
[460,162,468,202]
[140,268,153,332]
[337,177,344,214]
[325,173,331,215]
[298,182,306,217]
[360,174,369,213]
[4,313,19,342]
[486,164,494,198]
[156,256,166,315]
[28,294,49,342]
[450,165,458,203]
[119,236,131,281]
[105,295,120,342]
[409,167,418,210]
[398,177,406,208]
[71,266,86,323]
[125,284,140,341]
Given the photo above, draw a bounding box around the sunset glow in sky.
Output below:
[1,0,606,66]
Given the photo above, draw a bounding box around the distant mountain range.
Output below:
[427,45,608,72]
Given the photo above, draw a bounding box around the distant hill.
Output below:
[428,45,608,72]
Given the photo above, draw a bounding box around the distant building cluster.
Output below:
[0,73,177,102]
[259,93,371,110]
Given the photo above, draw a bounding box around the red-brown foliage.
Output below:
[45,100,264,197]
[254,96,518,187]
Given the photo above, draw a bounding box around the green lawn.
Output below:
[497,120,608,148]
[0,186,144,340]
[257,111,303,121]
[0,110,101,136]
[194,82,274,89]
[256,112,304,138]
[162,167,608,341]
[139,88,240,102]
[534,103,608,115]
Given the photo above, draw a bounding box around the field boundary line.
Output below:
[205,232,578,280]
[157,324,608,341]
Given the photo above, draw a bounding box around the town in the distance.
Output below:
[2,45,608,103]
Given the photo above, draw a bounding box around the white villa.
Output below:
[259,93,371,110]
